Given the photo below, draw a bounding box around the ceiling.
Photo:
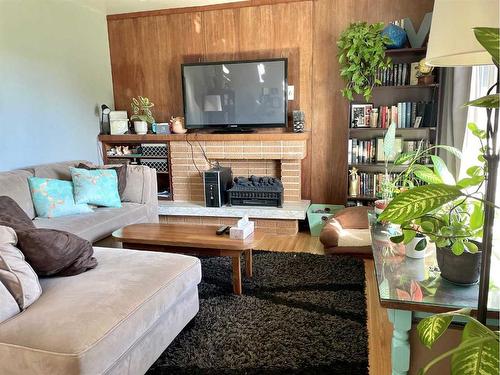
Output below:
[80,0,243,15]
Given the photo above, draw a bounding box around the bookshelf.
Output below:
[346,47,441,206]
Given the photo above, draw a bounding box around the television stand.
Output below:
[211,128,255,134]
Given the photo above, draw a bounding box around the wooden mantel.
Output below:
[98,132,310,143]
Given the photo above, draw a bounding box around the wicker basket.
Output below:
[141,143,168,157]
[141,159,168,173]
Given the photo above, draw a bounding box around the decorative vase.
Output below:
[405,235,428,259]
[382,23,408,49]
[134,121,148,135]
[436,244,482,285]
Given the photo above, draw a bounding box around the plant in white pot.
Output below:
[130,96,155,135]
[379,123,494,285]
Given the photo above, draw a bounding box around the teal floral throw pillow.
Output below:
[28,177,93,218]
[70,168,121,208]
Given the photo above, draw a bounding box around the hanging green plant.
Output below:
[337,22,392,101]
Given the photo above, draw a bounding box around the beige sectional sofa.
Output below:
[0,161,202,374]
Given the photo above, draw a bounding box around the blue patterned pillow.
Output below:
[28,177,93,218]
[70,168,121,208]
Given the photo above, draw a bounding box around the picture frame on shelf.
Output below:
[376,137,402,162]
[350,103,373,128]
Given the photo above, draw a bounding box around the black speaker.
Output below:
[203,166,233,207]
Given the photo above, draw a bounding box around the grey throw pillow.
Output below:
[0,242,42,310]
[0,281,20,323]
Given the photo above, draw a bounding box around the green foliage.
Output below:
[417,309,499,375]
[337,22,392,101]
[473,27,500,65]
[130,96,156,124]
[378,184,463,224]
[465,94,500,109]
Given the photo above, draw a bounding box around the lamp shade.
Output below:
[426,0,499,67]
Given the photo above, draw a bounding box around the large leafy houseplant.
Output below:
[416,309,499,375]
[337,22,392,101]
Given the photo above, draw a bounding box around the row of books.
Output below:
[375,62,419,86]
[348,138,431,164]
[352,102,436,129]
[349,172,400,197]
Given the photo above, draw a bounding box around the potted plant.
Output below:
[130,96,155,135]
[337,22,392,101]
[379,123,491,284]
[416,308,499,374]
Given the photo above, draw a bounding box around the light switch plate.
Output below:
[287,85,295,100]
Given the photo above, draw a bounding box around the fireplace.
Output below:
[228,176,284,207]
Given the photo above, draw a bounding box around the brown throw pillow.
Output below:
[15,228,97,277]
[77,163,127,199]
[0,196,35,231]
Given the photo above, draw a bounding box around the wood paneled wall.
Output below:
[107,0,434,203]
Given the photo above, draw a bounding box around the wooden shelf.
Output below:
[98,131,310,143]
[373,84,439,90]
[384,47,427,55]
[347,195,377,201]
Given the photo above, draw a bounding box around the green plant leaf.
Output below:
[457,176,484,189]
[433,145,463,159]
[414,165,444,184]
[421,221,434,232]
[415,238,427,251]
[384,122,397,159]
[394,152,417,165]
[468,123,487,139]
[450,319,499,375]
[470,202,484,231]
[473,27,500,65]
[417,314,454,349]
[379,184,463,224]
[464,241,479,254]
[466,166,483,177]
[465,94,500,109]
[431,155,456,185]
[452,240,465,255]
[390,234,404,243]
[403,229,417,244]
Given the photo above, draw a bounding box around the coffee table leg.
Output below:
[245,249,253,278]
[232,256,242,295]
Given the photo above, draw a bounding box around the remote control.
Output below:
[216,225,229,235]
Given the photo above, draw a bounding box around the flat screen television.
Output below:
[181,58,288,130]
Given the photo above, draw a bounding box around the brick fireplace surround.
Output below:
[160,133,310,235]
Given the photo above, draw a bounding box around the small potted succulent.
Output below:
[130,96,155,135]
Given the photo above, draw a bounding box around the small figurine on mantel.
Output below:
[170,116,187,134]
[348,167,359,197]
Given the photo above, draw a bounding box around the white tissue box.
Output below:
[230,216,255,240]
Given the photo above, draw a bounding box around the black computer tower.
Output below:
[203,166,233,207]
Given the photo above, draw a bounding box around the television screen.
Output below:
[182,59,287,129]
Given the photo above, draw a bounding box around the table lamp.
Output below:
[426,0,499,323]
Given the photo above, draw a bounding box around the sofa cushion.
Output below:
[28,177,93,218]
[70,168,121,208]
[0,171,36,219]
[0,247,201,375]
[0,243,42,309]
[0,196,35,231]
[15,228,97,277]
[34,202,150,242]
[26,160,87,181]
[77,163,127,200]
[0,281,20,324]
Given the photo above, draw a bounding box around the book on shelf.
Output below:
[349,139,431,165]
[349,171,399,198]
[350,101,436,129]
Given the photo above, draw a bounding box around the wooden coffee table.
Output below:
[112,223,264,295]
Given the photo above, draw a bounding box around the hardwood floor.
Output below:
[97,228,391,374]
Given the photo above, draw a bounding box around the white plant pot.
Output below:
[405,236,428,259]
[134,121,148,135]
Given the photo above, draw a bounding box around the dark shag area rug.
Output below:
[147,251,368,375]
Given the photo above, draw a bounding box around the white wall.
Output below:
[0,0,114,171]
